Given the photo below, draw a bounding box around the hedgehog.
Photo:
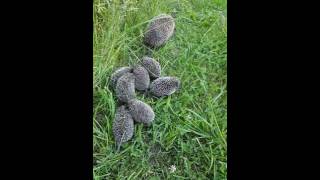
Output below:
[141,56,161,79]
[149,77,180,97]
[110,66,133,89]
[115,72,136,103]
[112,105,134,146]
[144,14,175,48]
[128,99,155,126]
[132,65,150,91]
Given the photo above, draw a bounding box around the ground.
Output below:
[93,0,227,179]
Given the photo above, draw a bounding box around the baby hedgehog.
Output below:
[128,99,155,126]
[144,14,175,48]
[141,56,161,79]
[110,66,132,89]
[115,72,136,103]
[150,77,180,97]
[132,65,150,91]
[112,105,134,145]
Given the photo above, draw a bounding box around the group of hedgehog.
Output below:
[109,14,179,147]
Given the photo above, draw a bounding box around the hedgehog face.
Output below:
[150,77,180,97]
[144,14,175,48]
[132,65,150,91]
[112,105,134,145]
[128,99,155,126]
[110,67,133,89]
[115,72,136,103]
[141,56,161,79]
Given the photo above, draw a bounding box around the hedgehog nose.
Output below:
[176,81,181,89]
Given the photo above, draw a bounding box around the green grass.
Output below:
[93,0,227,179]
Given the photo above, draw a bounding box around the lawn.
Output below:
[93,0,227,179]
